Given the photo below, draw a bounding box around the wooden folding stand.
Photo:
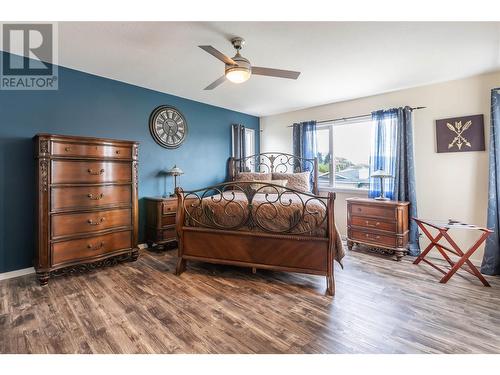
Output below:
[412,218,492,286]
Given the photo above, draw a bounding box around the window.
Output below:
[317,118,372,191]
[244,128,256,171]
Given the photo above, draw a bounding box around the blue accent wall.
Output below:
[0,52,259,273]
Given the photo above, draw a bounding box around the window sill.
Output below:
[319,186,369,196]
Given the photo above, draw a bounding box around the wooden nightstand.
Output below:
[346,197,409,261]
[145,196,178,250]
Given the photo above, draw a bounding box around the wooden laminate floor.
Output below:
[1,247,500,354]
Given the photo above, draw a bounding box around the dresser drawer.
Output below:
[162,200,177,215]
[52,141,132,159]
[51,185,132,211]
[52,231,132,266]
[161,214,176,227]
[51,208,131,238]
[351,229,396,247]
[349,203,396,221]
[351,216,396,232]
[51,160,131,184]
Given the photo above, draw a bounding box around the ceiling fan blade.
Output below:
[252,67,301,80]
[204,75,227,90]
[199,45,236,65]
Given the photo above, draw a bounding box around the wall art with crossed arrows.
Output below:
[436,114,485,153]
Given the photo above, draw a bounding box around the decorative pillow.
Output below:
[272,172,310,192]
[251,179,288,194]
[235,172,271,182]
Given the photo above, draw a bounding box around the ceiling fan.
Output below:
[199,37,301,90]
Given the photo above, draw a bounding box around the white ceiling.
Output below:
[54,22,500,116]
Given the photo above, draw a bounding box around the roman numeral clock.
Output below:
[149,105,188,149]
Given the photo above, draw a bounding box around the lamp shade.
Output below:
[168,165,184,176]
[371,169,393,178]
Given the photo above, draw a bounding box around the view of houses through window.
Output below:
[317,118,372,191]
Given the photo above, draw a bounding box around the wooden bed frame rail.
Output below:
[174,180,337,296]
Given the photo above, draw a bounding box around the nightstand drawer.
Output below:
[350,203,396,221]
[351,216,396,232]
[161,226,176,241]
[351,229,396,247]
[161,214,176,227]
[162,200,177,215]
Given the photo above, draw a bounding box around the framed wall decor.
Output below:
[436,114,485,153]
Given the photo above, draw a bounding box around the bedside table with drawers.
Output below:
[145,196,178,250]
[346,197,409,261]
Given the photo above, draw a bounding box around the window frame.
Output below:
[316,116,372,194]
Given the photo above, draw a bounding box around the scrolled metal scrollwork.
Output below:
[181,181,328,236]
[234,152,315,174]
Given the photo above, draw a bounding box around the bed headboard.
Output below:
[228,152,319,195]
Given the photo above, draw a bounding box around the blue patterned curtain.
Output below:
[292,121,317,184]
[481,88,500,275]
[393,107,420,255]
[232,124,246,172]
[369,109,398,199]
[369,107,420,255]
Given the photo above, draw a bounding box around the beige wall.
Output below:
[260,71,500,262]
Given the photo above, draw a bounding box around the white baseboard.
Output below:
[0,267,35,281]
[0,244,149,282]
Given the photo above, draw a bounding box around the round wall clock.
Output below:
[149,105,188,149]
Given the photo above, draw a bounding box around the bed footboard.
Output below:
[175,181,337,296]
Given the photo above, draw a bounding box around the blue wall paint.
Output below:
[0,52,259,273]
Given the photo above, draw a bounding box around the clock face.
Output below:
[149,106,188,149]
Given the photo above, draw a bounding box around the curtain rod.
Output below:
[287,106,426,127]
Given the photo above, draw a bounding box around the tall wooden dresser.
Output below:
[346,198,409,261]
[34,134,139,285]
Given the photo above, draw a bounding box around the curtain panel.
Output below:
[231,124,246,172]
[292,121,317,183]
[369,109,398,199]
[369,107,420,255]
[482,88,500,275]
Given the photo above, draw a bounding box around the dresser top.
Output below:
[34,133,139,145]
[346,197,409,206]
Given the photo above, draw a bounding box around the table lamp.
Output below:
[371,169,393,201]
[168,165,184,197]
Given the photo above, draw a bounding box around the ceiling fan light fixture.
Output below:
[225,66,251,83]
[200,37,301,90]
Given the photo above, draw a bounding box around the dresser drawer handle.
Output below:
[115,150,121,155]
[87,193,104,200]
[88,168,105,175]
[87,217,105,225]
[365,221,380,227]
[87,242,105,250]
[65,146,72,152]
[365,233,381,239]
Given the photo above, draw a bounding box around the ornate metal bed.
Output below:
[174,153,341,296]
